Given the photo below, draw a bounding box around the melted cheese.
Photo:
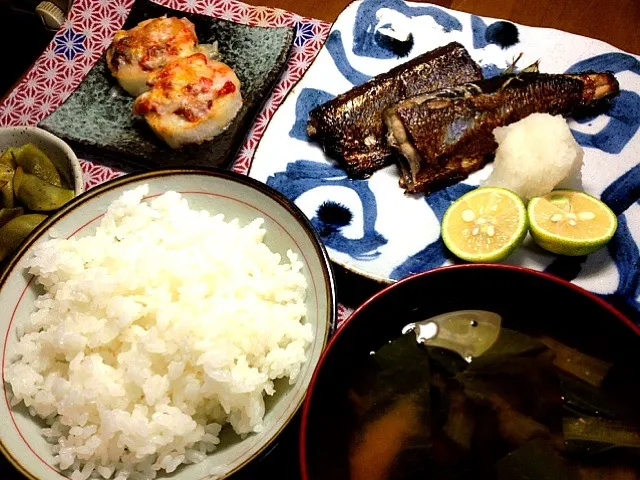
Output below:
[107,16,197,74]
[133,53,241,124]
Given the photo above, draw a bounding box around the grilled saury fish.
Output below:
[383,71,620,194]
[306,42,483,177]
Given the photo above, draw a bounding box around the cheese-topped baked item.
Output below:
[106,16,198,96]
[132,53,243,148]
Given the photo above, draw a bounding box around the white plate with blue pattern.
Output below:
[249,0,640,322]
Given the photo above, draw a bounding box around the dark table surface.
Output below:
[244,0,640,54]
[1,0,638,478]
[3,0,638,101]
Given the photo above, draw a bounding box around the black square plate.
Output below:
[39,0,294,169]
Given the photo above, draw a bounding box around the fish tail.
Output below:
[572,71,620,103]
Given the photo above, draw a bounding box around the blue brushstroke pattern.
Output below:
[600,167,640,311]
[289,88,336,141]
[390,240,453,280]
[605,215,639,299]
[546,53,640,307]
[543,163,640,321]
[486,21,519,48]
[373,30,414,58]
[566,52,640,76]
[546,54,640,297]
[471,15,487,50]
[482,63,506,78]
[266,160,388,260]
[565,52,640,154]
[601,162,640,215]
[326,30,373,86]
[472,15,519,50]
[482,59,530,79]
[391,183,475,280]
[571,90,640,154]
[601,214,640,323]
[600,292,640,325]
[352,0,462,59]
[317,201,352,227]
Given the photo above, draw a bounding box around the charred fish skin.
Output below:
[306,42,483,178]
[384,71,620,194]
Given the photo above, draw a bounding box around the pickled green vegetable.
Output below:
[0,149,17,169]
[0,164,14,208]
[15,170,74,212]
[12,165,24,194]
[12,143,62,187]
[0,143,75,263]
[0,214,47,262]
[0,207,23,229]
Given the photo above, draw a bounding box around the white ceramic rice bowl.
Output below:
[0,168,336,480]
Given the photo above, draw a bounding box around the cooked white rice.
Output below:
[5,185,311,480]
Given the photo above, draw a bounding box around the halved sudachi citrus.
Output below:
[441,187,528,263]
[528,190,617,256]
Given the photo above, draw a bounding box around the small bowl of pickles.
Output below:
[0,126,84,263]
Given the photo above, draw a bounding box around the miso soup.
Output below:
[346,327,640,480]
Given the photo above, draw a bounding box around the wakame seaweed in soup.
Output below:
[346,328,640,480]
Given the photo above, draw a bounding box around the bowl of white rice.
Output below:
[0,168,336,480]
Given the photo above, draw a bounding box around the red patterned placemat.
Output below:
[0,0,330,181]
